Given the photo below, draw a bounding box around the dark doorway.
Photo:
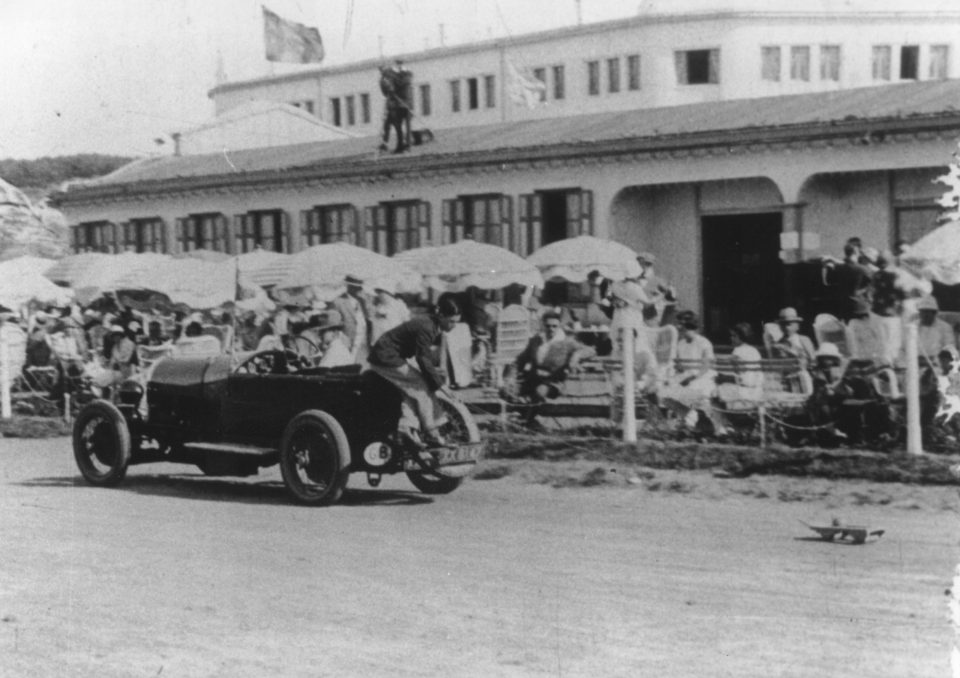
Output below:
[539,190,569,245]
[701,212,783,343]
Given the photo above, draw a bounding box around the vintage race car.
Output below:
[71,349,483,505]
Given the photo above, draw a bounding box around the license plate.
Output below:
[404,442,484,471]
[435,442,484,466]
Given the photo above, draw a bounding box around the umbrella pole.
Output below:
[621,327,637,442]
[1,333,10,420]
[903,300,923,455]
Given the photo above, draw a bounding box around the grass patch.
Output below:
[1,416,71,439]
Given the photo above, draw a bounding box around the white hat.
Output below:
[918,296,939,311]
[815,342,842,360]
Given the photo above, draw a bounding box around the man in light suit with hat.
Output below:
[331,275,373,364]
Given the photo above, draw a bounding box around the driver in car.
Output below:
[367,295,461,450]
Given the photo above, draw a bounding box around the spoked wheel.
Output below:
[279,410,350,506]
[405,393,481,495]
[72,400,131,486]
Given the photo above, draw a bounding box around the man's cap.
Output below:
[918,295,940,311]
[777,307,803,324]
[816,342,842,360]
[345,274,364,286]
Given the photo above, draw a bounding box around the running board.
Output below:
[184,442,277,456]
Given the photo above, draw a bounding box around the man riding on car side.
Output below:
[367,295,461,450]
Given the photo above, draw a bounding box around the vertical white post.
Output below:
[622,328,637,442]
[0,334,10,420]
[903,302,923,455]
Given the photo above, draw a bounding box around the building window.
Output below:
[930,45,950,80]
[74,221,115,253]
[607,58,620,93]
[178,213,228,253]
[467,77,479,110]
[450,79,461,112]
[587,60,600,95]
[761,46,781,82]
[235,210,286,253]
[442,195,513,249]
[366,201,429,255]
[345,95,356,125]
[420,83,432,116]
[900,45,919,79]
[303,204,357,246]
[330,97,342,126]
[790,46,810,81]
[121,218,166,253]
[484,74,496,108]
[531,68,547,102]
[552,65,565,99]
[820,45,841,81]
[675,49,720,85]
[360,93,370,123]
[627,54,640,90]
[872,45,891,80]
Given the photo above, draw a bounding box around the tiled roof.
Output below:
[64,79,960,197]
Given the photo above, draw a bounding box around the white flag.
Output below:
[507,60,546,109]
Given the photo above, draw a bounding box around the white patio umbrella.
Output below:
[0,255,58,278]
[234,248,291,288]
[0,270,73,310]
[394,240,543,292]
[900,220,960,284]
[121,258,271,311]
[44,252,110,286]
[526,235,642,282]
[274,243,421,296]
[47,252,171,304]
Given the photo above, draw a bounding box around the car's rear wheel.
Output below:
[72,400,131,486]
[279,410,350,505]
[406,394,480,495]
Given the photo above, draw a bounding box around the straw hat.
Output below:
[777,307,803,324]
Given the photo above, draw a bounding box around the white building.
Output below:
[209,5,960,138]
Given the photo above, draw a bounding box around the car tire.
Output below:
[72,399,131,487]
[405,393,480,495]
[279,410,350,506]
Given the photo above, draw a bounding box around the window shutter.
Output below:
[299,209,311,249]
[281,211,291,253]
[201,217,214,250]
[518,193,542,255]
[103,222,118,253]
[441,199,454,245]
[117,221,131,252]
[70,226,79,253]
[708,49,720,84]
[233,214,247,253]
[500,195,514,251]
[346,206,358,246]
[214,215,227,254]
[580,189,593,235]
[674,51,688,84]
[487,198,500,246]
[174,218,186,254]
[417,201,431,248]
[362,206,376,251]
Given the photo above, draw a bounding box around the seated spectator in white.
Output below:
[608,279,652,358]
[847,298,888,364]
[174,321,221,356]
[317,311,354,368]
[514,311,595,408]
[917,295,956,362]
[108,325,139,380]
[658,311,723,433]
[370,287,410,344]
[716,322,764,406]
[772,307,816,366]
[637,252,677,326]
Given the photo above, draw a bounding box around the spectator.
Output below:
[716,322,763,404]
[772,307,816,366]
[847,298,887,363]
[826,241,873,320]
[917,296,955,362]
[370,287,411,344]
[637,252,676,326]
[659,311,722,434]
[317,311,353,368]
[143,320,169,347]
[332,275,373,364]
[512,310,595,422]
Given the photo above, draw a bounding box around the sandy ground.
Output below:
[1,436,958,677]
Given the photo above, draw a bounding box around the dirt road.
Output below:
[0,437,957,677]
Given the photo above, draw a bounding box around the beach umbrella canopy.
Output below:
[0,255,58,278]
[0,269,72,309]
[394,240,543,292]
[235,248,291,288]
[174,248,232,263]
[44,252,110,286]
[275,243,421,295]
[900,220,960,285]
[527,235,642,282]
[120,258,270,310]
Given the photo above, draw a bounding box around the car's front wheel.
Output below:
[72,400,131,486]
[406,393,480,495]
[279,410,350,505]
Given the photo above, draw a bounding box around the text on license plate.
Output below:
[436,442,484,465]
